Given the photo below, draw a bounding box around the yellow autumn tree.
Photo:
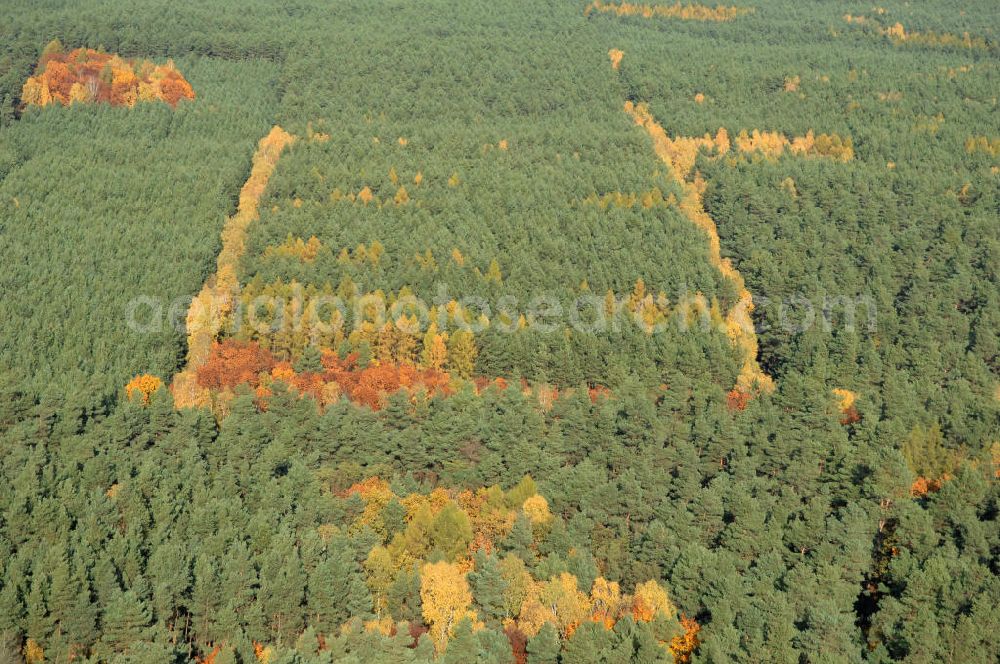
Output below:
[522,494,553,526]
[68,81,90,104]
[832,388,857,412]
[485,258,503,284]
[420,561,478,652]
[21,76,52,107]
[499,555,533,619]
[585,1,749,22]
[608,48,625,70]
[421,323,448,370]
[519,573,591,638]
[631,579,676,622]
[516,580,551,637]
[447,329,478,379]
[590,577,624,628]
[396,330,419,366]
[376,323,397,364]
[23,639,44,664]
[364,546,396,618]
[359,240,381,266]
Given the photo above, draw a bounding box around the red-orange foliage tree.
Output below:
[669,615,701,663]
[159,72,196,107]
[505,625,528,664]
[320,351,451,410]
[196,340,276,390]
[726,388,750,412]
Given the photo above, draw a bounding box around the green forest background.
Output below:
[0,1,997,662]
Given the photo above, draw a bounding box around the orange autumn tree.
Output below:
[670,616,702,663]
[21,45,194,108]
[125,374,163,405]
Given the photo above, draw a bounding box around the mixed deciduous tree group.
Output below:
[21,41,194,108]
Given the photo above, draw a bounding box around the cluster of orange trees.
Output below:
[20,41,194,108]
[220,278,480,374]
[194,340,454,411]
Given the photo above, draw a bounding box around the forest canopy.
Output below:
[0,1,997,663]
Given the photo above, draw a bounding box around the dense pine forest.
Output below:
[0,1,997,663]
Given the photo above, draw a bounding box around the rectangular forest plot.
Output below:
[20,40,195,109]
[226,127,745,408]
[584,1,752,22]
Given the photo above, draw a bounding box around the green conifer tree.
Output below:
[526,622,560,664]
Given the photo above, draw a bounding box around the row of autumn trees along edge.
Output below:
[190,335,471,414]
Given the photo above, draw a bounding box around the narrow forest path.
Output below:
[623,101,775,396]
[172,126,296,408]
